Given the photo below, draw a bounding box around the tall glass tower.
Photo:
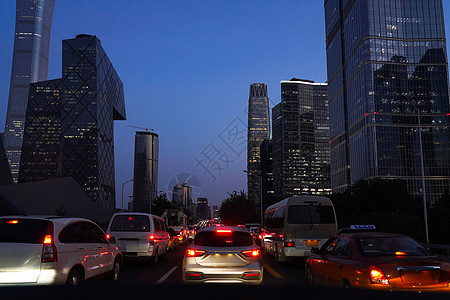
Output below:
[19,34,126,216]
[272,79,330,200]
[3,0,56,183]
[247,83,270,214]
[133,131,159,213]
[325,0,450,201]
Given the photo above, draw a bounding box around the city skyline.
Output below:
[1,1,450,208]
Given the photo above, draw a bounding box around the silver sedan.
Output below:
[182,226,263,285]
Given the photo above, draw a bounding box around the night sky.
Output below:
[1,0,450,208]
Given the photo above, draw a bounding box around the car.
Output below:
[182,226,263,285]
[167,227,180,251]
[305,225,450,293]
[188,225,197,242]
[106,212,170,265]
[0,215,122,286]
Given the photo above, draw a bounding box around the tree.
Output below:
[329,179,424,242]
[219,190,258,225]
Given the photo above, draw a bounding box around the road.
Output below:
[117,242,307,286]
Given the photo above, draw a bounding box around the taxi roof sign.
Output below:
[349,225,376,230]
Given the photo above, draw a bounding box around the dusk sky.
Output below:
[1,1,450,208]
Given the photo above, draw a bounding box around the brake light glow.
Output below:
[395,251,407,256]
[106,234,111,239]
[187,249,206,257]
[285,241,295,247]
[369,265,389,285]
[43,235,52,244]
[216,229,232,233]
[242,249,260,258]
[7,220,18,224]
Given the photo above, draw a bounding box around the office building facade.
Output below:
[272,79,330,200]
[260,139,274,211]
[3,0,56,182]
[325,0,450,201]
[247,83,270,213]
[133,131,159,213]
[19,34,126,216]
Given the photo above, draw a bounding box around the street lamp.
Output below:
[121,178,134,211]
[402,96,429,245]
[243,170,263,228]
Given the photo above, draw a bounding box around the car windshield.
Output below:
[194,231,253,247]
[110,215,150,232]
[358,236,434,256]
[0,219,50,243]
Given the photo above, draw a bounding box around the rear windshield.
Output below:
[0,219,51,243]
[194,231,253,247]
[358,236,433,257]
[287,205,335,224]
[110,215,150,232]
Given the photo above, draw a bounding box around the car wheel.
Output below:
[110,258,121,282]
[305,265,316,287]
[340,279,352,289]
[66,268,83,285]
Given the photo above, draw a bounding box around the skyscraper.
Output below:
[325,0,450,201]
[247,83,270,213]
[19,34,126,216]
[133,131,159,213]
[272,79,330,200]
[3,0,56,182]
[260,138,274,211]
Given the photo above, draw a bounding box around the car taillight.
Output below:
[284,241,295,247]
[149,235,155,245]
[41,222,57,262]
[187,249,206,257]
[369,265,389,285]
[242,249,260,258]
[216,229,232,234]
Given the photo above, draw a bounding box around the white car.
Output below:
[0,216,122,285]
[182,226,263,285]
[106,213,170,265]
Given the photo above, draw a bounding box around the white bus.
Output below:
[261,195,338,262]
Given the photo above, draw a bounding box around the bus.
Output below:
[261,195,337,262]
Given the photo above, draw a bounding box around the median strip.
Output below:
[263,263,284,279]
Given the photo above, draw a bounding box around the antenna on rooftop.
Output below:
[127,125,154,132]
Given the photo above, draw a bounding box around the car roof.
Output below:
[0,215,97,225]
[340,231,409,239]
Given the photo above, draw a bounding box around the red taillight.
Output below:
[243,272,260,280]
[216,229,232,234]
[187,249,206,257]
[395,251,406,256]
[106,234,111,240]
[7,220,19,224]
[43,235,52,244]
[284,241,295,247]
[369,265,389,285]
[149,235,155,245]
[242,249,260,258]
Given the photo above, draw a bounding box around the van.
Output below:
[106,213,170,265]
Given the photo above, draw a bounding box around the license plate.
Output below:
[306,240,318,247]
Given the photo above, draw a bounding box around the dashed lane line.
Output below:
[263,263,284,279]
[156,266,178,284]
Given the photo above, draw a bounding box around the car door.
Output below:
[326,236,353,287]
[73,221,110,278]
[310,237,337,286]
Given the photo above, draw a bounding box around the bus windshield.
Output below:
[287,205,335,224]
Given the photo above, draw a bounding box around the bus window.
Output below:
[287,205,335,224]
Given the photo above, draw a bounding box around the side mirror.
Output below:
[311,247,320,254]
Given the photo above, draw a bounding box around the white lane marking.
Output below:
[156,266,178,284]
